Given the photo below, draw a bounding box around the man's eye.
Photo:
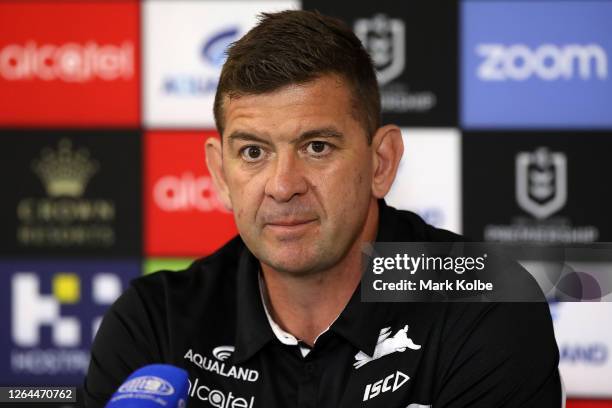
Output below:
[306,141,331,156]
[240,146,265,162]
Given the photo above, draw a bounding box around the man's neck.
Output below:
[260,200,379,346]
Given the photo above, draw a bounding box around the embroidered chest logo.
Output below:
[354,325,421,369]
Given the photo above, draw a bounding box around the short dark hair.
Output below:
[213,9,381,142]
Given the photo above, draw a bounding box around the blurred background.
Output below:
[0,0,611,406]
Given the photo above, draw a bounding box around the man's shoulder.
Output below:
[382,203,464,242]
[131,235,246,297]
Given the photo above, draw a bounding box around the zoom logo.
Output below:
[477,43,608,81]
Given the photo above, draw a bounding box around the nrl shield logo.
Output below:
[516,147,567,219]
[354,14,405,86]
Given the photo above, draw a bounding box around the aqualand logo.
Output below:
[184,347,259,382]
[0,41,134,82]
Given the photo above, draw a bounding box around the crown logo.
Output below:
[32,139,99,198]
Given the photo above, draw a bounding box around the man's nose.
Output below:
[264,152,308,202]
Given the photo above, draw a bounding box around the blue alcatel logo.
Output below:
[461,1,612,128]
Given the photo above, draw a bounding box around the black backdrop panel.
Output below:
[0,129,142,256]
[302,0,458,127]
[463,131,612,243]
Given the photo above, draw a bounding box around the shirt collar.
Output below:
[233,247,276,364]
[330,200,404,356]
[233,199,404,362]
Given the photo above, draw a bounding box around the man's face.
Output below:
[218,75,374,275]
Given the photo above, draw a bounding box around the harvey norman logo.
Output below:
[184,347,259,382]
[477,43,608,81]
[0,41,134,82]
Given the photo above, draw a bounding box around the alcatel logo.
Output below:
[153,172,227,213]
[477,43,608,81]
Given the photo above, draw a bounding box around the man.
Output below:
[85,10,562,407]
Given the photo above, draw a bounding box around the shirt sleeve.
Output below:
[83,284,164,408]
[433,302,562,408]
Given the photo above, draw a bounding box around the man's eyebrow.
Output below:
[227,127,344,146]
[292,127,345,144]
[227,131,272,147]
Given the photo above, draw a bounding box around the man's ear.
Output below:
[205,136,233,211]
[370,125,404,199]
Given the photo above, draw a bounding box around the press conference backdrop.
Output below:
[1,0,611,406]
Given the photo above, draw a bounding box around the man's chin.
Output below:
[259,249,328,277]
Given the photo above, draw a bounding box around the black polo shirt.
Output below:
[84,201,562,407]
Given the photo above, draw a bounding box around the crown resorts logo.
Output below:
[10,271,123,375]
[16,138,116,248]
[32,139,99,198]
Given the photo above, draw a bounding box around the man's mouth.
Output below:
[266,219,317,227]
[264,218,318,236]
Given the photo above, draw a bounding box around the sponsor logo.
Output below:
[363,370,410,401]
[461,1,612,128]
[144,131,237,256]
[385,130,461,234]
[12,272,120,348]
[560,343,608,365]
[16,139,116,248]
[0,41,134,82]
[1,262,137,381]
[154,172,228,213]
[354,325,421,369]
[201,27,240,67]
[162,27,240,96]
[0,1,139,126]
[119,376,175,395]
[188,377,255,408]
[184,348,259,382]
[355,14,404,86]
[476,43,607,81]
[516,147,567,220]
[482,145,599,243]
[212,346,234,361]
[354,14,436,114]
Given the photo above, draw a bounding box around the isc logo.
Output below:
[363,370,410,401]
[476,43,608,81]
[11,272,121,347]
